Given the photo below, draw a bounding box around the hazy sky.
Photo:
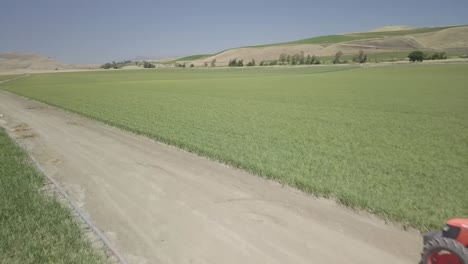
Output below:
[1,0,467,64]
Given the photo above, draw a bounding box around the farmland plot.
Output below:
[2,64,467,230]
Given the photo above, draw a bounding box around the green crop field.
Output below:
[2,64,467,231]
[0,128,103,263]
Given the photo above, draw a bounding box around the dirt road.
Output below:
[0,90,421,263]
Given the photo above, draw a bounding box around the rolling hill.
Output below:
[0,53,71,71]
[0,53,98,74]
[181,25,468,66]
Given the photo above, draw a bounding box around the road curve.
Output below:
[0,90,421,264]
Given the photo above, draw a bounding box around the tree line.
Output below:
[100,60,133,69]
[332,50,368,64]
[228,58,261,67]
[228,52,323,67]
[100,60,158,69]
[408,51,447,62]
[277,52,321,65]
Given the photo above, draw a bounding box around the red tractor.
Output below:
[421,218,468,264]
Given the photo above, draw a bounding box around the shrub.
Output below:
[431,52,447,60]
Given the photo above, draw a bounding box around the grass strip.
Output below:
[0,128,104,264]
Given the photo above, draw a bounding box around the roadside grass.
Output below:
[0,128,104,263]
[2,64,468,231]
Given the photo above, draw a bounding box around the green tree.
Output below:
[143,61,155,68]
[299,51,305,65]
[290,54,298,65]
[314,56,321,64]
[408,51,424,62]
[228,59,237,67]
[279,53,287,64]
[101,63,112,69]
[353,50,367,63]
[333,51,343,64]
[311,55,317,64]
[247,59,256,66]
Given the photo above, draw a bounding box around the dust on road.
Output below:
[0,90,421,263]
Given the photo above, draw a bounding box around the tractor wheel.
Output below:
[421,237,468,264]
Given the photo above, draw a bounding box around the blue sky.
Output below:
[1,0,467,64]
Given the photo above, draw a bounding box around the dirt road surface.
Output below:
[0,90,421,263]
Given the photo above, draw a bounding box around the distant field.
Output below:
[173,54,213,61]
[346,25,459,38]
[2,65,467,231]
[250,35,371,48]
[0,128,103,263]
